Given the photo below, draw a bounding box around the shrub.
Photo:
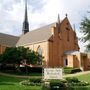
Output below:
[20,80,30,86]
[66,77,80,83]
[29,77,42,83]
[63,67,73,74]
[49,79,67,90]
[42,83,50,90]
[63,67,82,74]
[71,68,82,74]
[42,78,90,90]
[20,78,42,86]
[20,67,42,73]
[64,67,73,69]
[66,77,90,87]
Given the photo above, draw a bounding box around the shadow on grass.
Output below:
[0,75,27,83]
[0,82,15,85]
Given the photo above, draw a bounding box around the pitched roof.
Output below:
[16,22,56,46]
[0,33,19,47]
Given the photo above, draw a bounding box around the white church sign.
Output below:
[44,68,62,80]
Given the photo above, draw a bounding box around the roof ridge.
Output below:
[0,33,19,38]
[30,22,56,32]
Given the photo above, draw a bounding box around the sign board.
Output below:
[44,68,62,80]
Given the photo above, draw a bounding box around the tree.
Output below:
[80,15,90,51]
[2,47,20,64]
[1,47,43,65]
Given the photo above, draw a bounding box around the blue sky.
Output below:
[0,0,90,52]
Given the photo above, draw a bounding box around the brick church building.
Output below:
[0,1,89,70]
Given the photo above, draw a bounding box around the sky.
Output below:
[0,0,90,52]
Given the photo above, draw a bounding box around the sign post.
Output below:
[44,68,62,80]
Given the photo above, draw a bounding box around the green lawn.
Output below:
[0,75,42,90]
[1,72,90,90]
[76,73,90,83]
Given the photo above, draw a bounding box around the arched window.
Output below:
[66,27,69,41]
[37,46,42,55]
[37,46,42,65]
[64,58,68,66]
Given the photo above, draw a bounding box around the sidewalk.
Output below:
[63,71,90,78]
[0,71,90,78]
[0,72,41,78]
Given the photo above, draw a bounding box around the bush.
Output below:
[0,64,16,72]
[66,77,90,87]
[66,77,80,83]
[63,67,82,74]
[20,78,42,86]
[49,79,67,90]
[29,77,42,83]
[71,68,82,74]
[20,67,42,73]
[64,67,73,69]
[42,83,50,90]
[20,80,31,86]
[42,78,90,90]
[63,67,73,74]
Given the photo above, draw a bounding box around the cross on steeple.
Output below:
[22,0,29,34]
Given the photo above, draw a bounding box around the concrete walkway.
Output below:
[0,71,90,78]
[0,72,41,78]
[63,71,90,78]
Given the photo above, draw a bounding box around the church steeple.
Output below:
[58,14,60,24]
[57,14,60,32]
[22,0,29,34]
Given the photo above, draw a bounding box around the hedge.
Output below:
[42,78,90,90]
[63,67,82,74]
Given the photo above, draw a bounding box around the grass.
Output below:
[1,70,42,76]
[76,73,90,83]
[0,75,42,90]
[0,71,90,90]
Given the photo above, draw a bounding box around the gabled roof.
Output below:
[16,22,56,46]
[0,33,19,47]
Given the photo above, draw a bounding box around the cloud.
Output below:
[27,0,46,12]
[0,0,90,51]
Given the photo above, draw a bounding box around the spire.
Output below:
[25,0,28,21]
[65,13,68,17]
[22,0,29,34]
[58,14,60,25]
[73,24,76,32]
[57,14,60,32]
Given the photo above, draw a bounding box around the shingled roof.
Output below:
[16,22,56,46]
[0,33,19,47]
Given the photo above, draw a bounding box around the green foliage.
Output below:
[50,80,61,86]
[42,84,50,90]
[0,54,3,63]
[20,78,42,86]
[66,77,80,83]
[66,77,90,87]
[63,67,73,69]
[76,73,90,83]
[42,78,90,90]
[63,67,73,74]
[20,80,31,86]
[1,46,43,65]
[2,47,20,64]
[0,75,42,90]
[71,68,82,73]
[80,15,90,51]
[49,79,67,90]
[63,67,81,74]
[29,77,42,83]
